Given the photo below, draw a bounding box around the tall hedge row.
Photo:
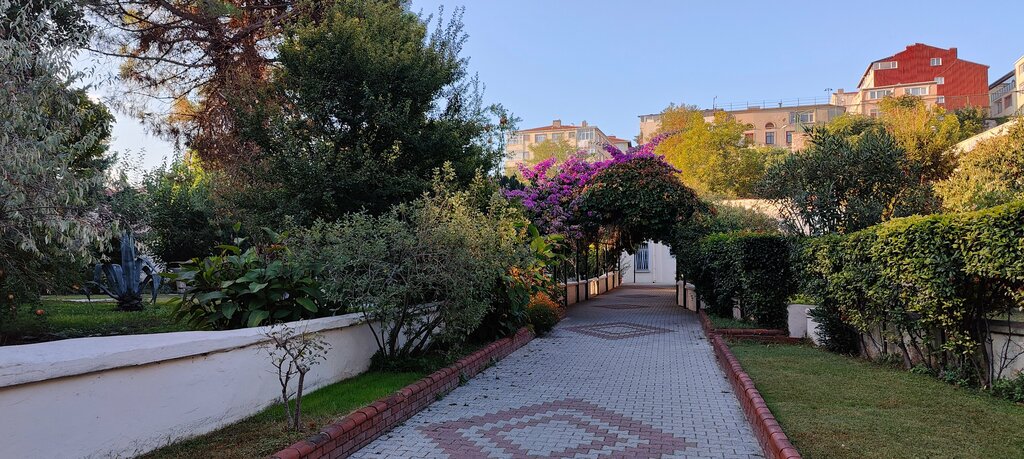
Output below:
[799,201,1024,384]
[688,233,796,329]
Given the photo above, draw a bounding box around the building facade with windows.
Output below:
[990,54,1024,118]
[637,103,845,151]
[831,43,989,116]
[504,119,630,174]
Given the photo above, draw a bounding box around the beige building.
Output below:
[990,54,1024,118]
[637,103,845,151]
[504,120,630,174]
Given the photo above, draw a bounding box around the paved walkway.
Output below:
[351,285,762,458]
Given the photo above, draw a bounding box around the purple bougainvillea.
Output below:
[505,135,676,237]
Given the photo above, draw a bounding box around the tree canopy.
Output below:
[936,118,1024,212]
[758,126,932,235]
[654,104,783,197]
[223,1,508,226]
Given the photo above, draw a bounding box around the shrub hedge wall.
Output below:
[689,233,796,329]
[799,201,1024,385]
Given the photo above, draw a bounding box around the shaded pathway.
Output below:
[352,285,762,458]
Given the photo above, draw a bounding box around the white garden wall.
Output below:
[0,313,386,459]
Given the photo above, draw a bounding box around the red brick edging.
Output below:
[698,310,801,344]
[271,327,535,459]
[700,312,801,459]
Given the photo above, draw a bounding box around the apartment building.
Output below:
[832,43,989,116]
[637,103,845,150]
[504,120,630,174]
[990,71,1018,118]
[990,54,1024,118]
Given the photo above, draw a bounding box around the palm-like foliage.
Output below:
[87,233,161,311]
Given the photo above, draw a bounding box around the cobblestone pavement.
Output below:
[351,285,763,459]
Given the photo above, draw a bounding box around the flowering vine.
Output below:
[504,134,676,238]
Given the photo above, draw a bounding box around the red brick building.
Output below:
[832,43,989,115]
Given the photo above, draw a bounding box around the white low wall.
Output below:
[0,313,384,459]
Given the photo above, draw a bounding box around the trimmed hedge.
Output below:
[800,201,1024,385]
[690,233,796,329]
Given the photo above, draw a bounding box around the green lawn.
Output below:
[730,342,1024,459]
[142,371,425,459]
[1,297,188,345]
[706,313,763,329]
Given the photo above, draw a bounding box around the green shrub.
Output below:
[992,373,1024,403]
[798,201,1024,385]
[526,294,560,335]
[290,167,529,360]
[690,232,796,329]
[171,232,324,330]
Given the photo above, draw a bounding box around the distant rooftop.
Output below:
[639,96,838,118]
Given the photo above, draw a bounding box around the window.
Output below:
[534,134,547,143]
[873,61,898,70]
[765,122,776,130]
[765,131,775,145]
[994,99,1004,113]
[551,133,563,141]
[744,132,754,143]
[789,111,815,124]
[634,243,650,272]
[785,131,794,145]
[930,57,942,66]
[1004,95,1013,109]
[577,129,595,141]
[935,76,944,85]
[868,89,893,100]
[904,87,928,96]
[869,108,880,118]
[508,134,523,144]
[936,96,945,104]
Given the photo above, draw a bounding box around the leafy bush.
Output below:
[579,154,706,251]
[473,223,564,341]
[799,201,1024,385]
[689,233,796,329]
[937,118,1024,212]
[526,294,560,335]
[992,373,1024,403]
[290,167,527,360]
[758,126,935,235]
[675,202,779,281]
[796,237,859,354]
[171,231,324,330]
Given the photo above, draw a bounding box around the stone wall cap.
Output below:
[0,312,369,388]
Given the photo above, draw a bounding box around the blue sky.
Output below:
[101,0,1023,170]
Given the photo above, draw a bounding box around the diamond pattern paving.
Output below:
[566,321,673,340]
[351,284,763,459]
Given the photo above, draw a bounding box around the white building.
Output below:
[619,241,676,285]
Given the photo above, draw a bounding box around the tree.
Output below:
[1,0,113,288]
[86,0,323,165]
[228,1,507,225]
[936,118,1024,212]
[878,95,968,181]
[143,156,228,262]
[654,104,779,197]
[527,139,579,166]
[758,127,933,235]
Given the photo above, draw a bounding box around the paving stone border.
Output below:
[271,327,535,459]
[701,312,802,459]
